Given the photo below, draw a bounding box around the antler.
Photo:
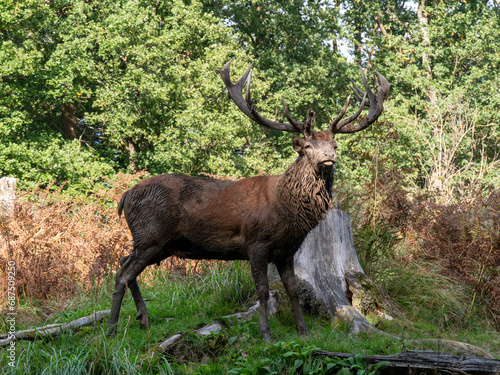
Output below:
[216,60,313,136]
[217,60,391,137]
[330,66,391,134]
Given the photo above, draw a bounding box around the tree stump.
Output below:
[0,177,16,219]
[0,177,16,261]
[293,208,386,333]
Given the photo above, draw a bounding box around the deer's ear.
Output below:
[292,135,305,155]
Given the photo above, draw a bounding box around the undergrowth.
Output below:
[0,171,214,308]
[0,173,499,373]
[1,260,497,374]
[0,262,456,375]
[348,169,500,333]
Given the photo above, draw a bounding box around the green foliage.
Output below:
[0,136,115,193]
[373,0,500,197]
[327,355,390,375]
[1,0,499,199]
[277,341,323,374]
[222,339,389,375]
[205,0,351,120]
[353,218,399,276]
[0,0,252,193]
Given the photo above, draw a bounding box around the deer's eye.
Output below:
[304,144,312,149]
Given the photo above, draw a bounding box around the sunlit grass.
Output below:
[1,257,498,374]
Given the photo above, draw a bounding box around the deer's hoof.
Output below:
[136,312,149,328]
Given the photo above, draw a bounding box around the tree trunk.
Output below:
[416,0,437,106]
[354,25,363,65]
[331,0,341,52]
[61,102,77,140]
[293,208,386,333]
[128,140,139,174]
[416,0,437,122]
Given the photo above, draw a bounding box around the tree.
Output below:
[1,0,499,199]
[0,0,112,193]
[326,0,500,201]
[380,0,500,201]
[0,0,253,192]
[203,0,357,170]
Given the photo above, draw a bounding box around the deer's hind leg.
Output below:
[118,255,149,328]
[107,247,163,336]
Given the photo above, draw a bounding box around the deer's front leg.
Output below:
[276,257,309,337]
[249,251,272,341]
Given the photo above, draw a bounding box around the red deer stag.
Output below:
[107,60,391,340]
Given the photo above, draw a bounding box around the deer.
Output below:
[106,60,391,340]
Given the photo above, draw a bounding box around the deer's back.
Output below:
[119,173,285,260]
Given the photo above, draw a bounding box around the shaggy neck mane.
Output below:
[278,156,333,236]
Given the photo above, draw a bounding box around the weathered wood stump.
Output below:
[291,208,386,333]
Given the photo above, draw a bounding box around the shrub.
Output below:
[379,181,500,328]
[0,173,143,299]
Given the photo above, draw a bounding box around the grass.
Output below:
[1,258,499,374]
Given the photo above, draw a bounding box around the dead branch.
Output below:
[0,310,110,346]
[314,350,500,375]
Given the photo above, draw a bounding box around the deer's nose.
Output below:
[324,151,336,161]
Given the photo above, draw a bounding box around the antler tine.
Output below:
[216,59,253,115]
[245,67,252,103]
[335,66,391,134]
[282,97,312,135]
[217,60,308,135]
[328,95,351,132]
[350,79,370,105]
[376,71,392,101]
[336,94,367,131]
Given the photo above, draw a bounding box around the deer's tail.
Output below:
[117,191,128,218]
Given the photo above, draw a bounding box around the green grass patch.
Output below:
[1,259,498,374]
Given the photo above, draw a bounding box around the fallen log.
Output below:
[411,338,494,359]
[0,310,110,346]
[314,350,500,375]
